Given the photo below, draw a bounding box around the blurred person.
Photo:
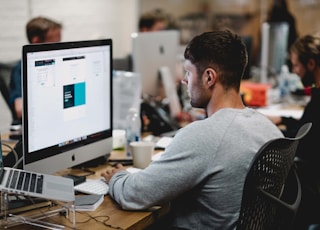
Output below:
[9,16,62,123]
[138,10,187,127]
[268,33,320,230]
[138,10,168,32]
[102,30,283,229]
[266,0,298,53]
[266,0,298,71]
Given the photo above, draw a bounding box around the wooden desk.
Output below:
[4,197,169,230]
[255,103,304,120]
[0,133,18,156]
[57,159,169,230]
[1,143,169,230]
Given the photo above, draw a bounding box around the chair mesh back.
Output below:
[237,138,299,230]
[237,123,311,230]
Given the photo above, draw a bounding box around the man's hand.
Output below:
[14,98,23,120]
[266,115,282,125]
[101,163,126,183]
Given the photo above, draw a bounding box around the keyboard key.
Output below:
[23,172,31,191]
[6,170,13,187]
[29,173,37,192]
[10,171,19,189]
[17,172,25,190]
[36,175,44,194]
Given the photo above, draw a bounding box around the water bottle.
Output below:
[278,65,291,103]
[125,107,141,157]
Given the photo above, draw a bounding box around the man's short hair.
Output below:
[26,16,62,43]
[138,11,166,31]
[184,30,248,91]
[290,34,320,67]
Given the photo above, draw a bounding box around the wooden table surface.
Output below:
[1,135,169,229]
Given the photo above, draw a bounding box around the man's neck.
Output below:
[206,89,245,117]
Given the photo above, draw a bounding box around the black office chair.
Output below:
[236,122,312,230]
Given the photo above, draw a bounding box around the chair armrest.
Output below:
[256,168,301,213]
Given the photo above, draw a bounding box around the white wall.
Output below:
[0,0,138,63]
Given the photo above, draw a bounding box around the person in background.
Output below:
[138,10,168,32]
[101,30,283,229]
[9,16,62,123]
[265,0,299,70]
[268,33,320,230]
[266,0,298,53]
[138,10,188,129]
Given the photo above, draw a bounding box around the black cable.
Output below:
[67,212,125,230]
[1,142,18,163]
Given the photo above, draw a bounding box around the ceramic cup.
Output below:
[129,141,154,169]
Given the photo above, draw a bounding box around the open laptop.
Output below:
[0,135,75,202]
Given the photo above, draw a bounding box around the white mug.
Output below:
[130,141,154,169]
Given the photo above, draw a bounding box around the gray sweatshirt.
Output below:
[108,108,283,229]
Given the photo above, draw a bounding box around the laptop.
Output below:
[0,135,75,202]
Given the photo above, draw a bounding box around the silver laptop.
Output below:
[0,135,75,202]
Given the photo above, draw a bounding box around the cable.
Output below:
[1,142,19,163]
[75,212,124,229]
[12,157,23,169]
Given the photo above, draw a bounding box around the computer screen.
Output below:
[131,30,180,98]
[22,39,113,174]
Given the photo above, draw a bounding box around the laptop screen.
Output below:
[22,39,113,174]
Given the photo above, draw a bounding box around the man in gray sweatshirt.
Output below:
[102,30,283,230]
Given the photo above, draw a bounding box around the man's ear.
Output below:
[31,36,41,44]
[205,68,217,87]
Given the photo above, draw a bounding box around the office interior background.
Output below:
[0,0,320,133]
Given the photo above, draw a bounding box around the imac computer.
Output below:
[131,30,182,119]
[22,39,113,174]
[131,30,180,98]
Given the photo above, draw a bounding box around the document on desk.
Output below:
[256,104,303,120]
[143,135,173,149]
[155,137,173,149]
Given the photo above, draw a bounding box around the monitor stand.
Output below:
[159,66,182,118]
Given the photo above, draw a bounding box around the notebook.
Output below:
[0,135,75,202]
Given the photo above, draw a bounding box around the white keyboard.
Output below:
[74,178,109,195]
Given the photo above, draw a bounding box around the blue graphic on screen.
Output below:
[63,82,86,108]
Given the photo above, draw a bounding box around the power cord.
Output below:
[1,142,19,164]
[66,212,125,229]
[1,142,23,169]
[12,157,23,169]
